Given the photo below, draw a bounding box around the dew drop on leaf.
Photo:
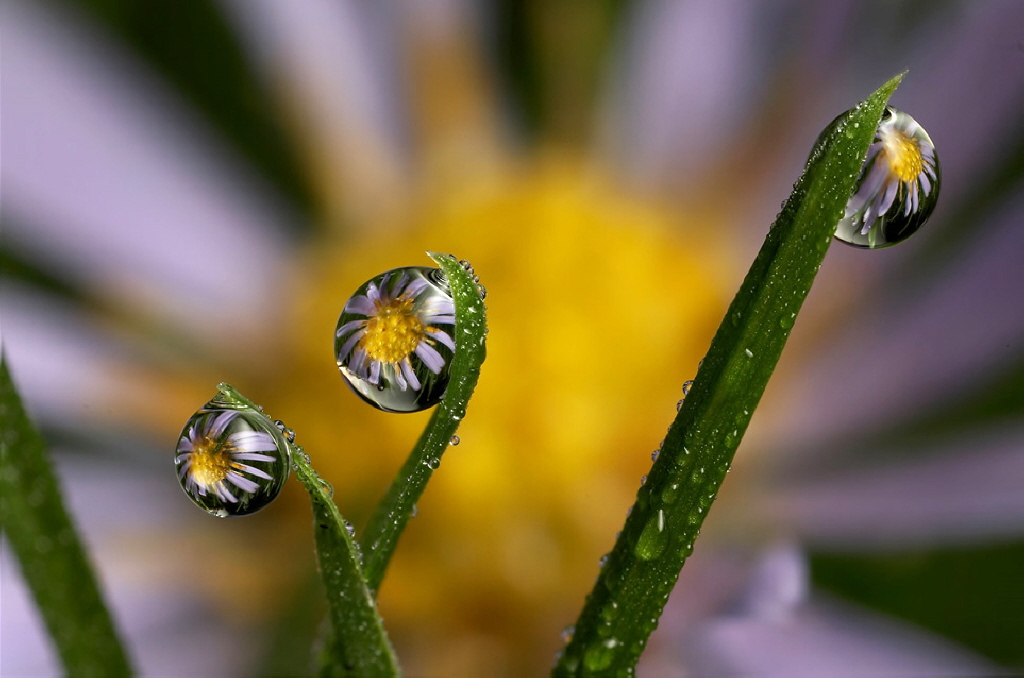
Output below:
[174,396,291,517]
[335,266,456,412]
[834,107,940,248]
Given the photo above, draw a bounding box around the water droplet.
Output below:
[335,266,455,413]
[583,638,618,672]
[320,480,334,498]
[676,399,684,412]
[639,475,647,486]
[651,449,660,462]
[634,510,668,560]
[410,504,418,517]
[744,348,754,358]
[561,625,575,644]
[682,380,693,396]
[174,397,291,517]
[425,457,441,470]
[598,554,609,569]
[834,107,940,249]
[661,482,680,504]
[449,435,460,446]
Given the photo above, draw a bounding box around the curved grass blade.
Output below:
[554,73,905,676]
[215,384,398,677]
[0,356,133,676]
[359,252,488,594]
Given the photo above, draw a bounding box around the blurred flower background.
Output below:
[3,0,1023,675]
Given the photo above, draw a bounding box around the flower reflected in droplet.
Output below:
[175,407,289,517]
[836,107,940,249]
[335,266,456,412]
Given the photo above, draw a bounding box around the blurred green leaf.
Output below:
[554,74,904,675]
[0,356,133,676]
[813,541,1024,669]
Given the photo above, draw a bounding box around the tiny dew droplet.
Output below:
[335,266,456,413]
[449,435,460,446]
[744,348,754,358]
[834,107,940,249]
[682,380,693,396]
[174,395,291,517]
[651,449,660,462]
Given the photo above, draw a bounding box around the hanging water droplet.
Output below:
[410,504,418,518]
[676,399,684,412]
[650,449,660,462]
[561,625,575,645]
[449,435,460,446]
[834,107,940,248]
[476,284,488,299]
[682,380,693,396]
[425,457,441,470]
[335,266,455,413]
[174,395,291,517]
[744,348,754,358]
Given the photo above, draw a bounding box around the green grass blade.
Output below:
[554,73,905,676]
[214,383,399,677]
[359,252,488,594]
[0,356,133,676]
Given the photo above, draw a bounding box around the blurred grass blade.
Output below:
[0,356,133,676]
[554,73,905,675]
[215,384,398,677]
[359,252,488,594]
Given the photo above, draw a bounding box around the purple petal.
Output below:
[207,410,238,440]
[228,431,278,452]
[225,473,259,494]
[400,359,421,390]
[415,342,446,374]
[338,329,365,362]
[429,329,456,351]
[368,360,382,384]
[233,464,272,481]
[342,295,375,316]
[232,452,276,463]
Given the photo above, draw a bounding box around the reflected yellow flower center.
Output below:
[189,440,231,486]
[883,128,923,183]
[360,297,424,363]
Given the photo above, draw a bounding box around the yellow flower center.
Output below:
[883,128,923,183]
[360,296,425,364]
[189,441,232,487]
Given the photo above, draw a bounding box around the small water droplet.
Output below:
[410,504,418,517]
[561,625,575,644]
[639,475,647,486]
[449,435,460,446]
[425,457,441,470]
[634,510,668,560]
[682,380,693,396]
[651,449,660,462]
[744,348,754,358]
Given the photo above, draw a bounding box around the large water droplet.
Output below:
[834,107,940,249]
[174,397,291,517]
[335,266,455,412]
